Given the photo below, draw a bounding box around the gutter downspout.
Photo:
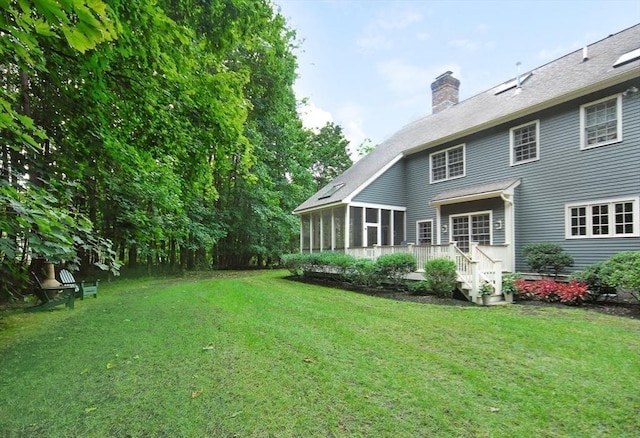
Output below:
[501,192,515,272]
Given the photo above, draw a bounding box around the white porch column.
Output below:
[503,192,515,272]
[345,206,350,249]
[435,206,442,245]
[309,216,313,253]
[331,209,335,251]
[319,212,323,252]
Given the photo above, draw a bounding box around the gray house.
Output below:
[294,24,640,303]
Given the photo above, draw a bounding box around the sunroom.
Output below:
[299,204,406,253]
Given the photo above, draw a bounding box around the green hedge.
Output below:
[281,252,417,290]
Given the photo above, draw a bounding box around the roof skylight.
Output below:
[494,72,532,95]
[318,183,345,200]
[613,47,640,67]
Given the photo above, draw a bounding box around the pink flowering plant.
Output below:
[514,279,588,305]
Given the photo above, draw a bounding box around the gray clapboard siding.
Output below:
[398,85,640,270]
[352,160,406,206]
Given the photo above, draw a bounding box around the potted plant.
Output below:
[501,273,521,303]
[479,281,493,305]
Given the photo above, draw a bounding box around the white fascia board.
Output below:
[292,200,345,216]
[348,201,407,211]
[343,153,404,204]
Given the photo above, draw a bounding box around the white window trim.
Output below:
[565,196,640,239]
[510,120,540,166]
[449,210,493,246]
[429,144,466,184]
[416,220,434,245]
[579,94,623,150]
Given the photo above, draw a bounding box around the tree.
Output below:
[356,138,376,158]
[307,122,353,190]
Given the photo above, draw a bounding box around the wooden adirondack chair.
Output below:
[59,269,99,299]
[25,272,76,312]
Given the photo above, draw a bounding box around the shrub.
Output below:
[327,253,358,278]
[423,258,457,298]
[407,281,430,295]
[281,253,357,279]
[523,243,574,278]
[600,251,640,295]
[571,262,617,302]
[374,253,417,289]
[514,279,587,305]
[556,281,589,304]
[281,253,305,276]
[345,258,377,288]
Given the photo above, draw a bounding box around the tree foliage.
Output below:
[1,0,353,298]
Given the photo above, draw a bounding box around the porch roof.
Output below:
[431,178,521,206]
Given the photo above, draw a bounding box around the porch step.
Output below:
[458,283,509,306]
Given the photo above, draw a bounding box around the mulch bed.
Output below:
[289,275,640,320]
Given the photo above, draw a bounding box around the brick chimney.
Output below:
[431,71,460,114]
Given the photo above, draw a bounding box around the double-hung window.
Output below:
[580,95,622,149]
[430,144,465,183]
[417,220,433,245]
[566,197,639,238]
[510,120,539,165]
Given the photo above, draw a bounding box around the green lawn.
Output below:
[1,270,638,437]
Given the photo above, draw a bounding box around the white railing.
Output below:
[472,244,502,295]
[345,242,504,301]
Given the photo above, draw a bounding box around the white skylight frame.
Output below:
[494,72,532,95]
[613,47,640,68]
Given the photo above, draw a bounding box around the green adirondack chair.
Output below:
[59,269,99,299]
[25,272,76,312]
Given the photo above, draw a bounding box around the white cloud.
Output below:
[378,59,460,97]
[356,35,393,50]
[375,9,423,30]
[298,102,333,132]
[448,38,480,51]
[356,6,424,51]
[337,104,368,158]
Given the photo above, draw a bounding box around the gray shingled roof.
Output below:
[294,24,640,214]
[431,178,521,205]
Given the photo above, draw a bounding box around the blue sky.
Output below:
[274,0,640,156]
